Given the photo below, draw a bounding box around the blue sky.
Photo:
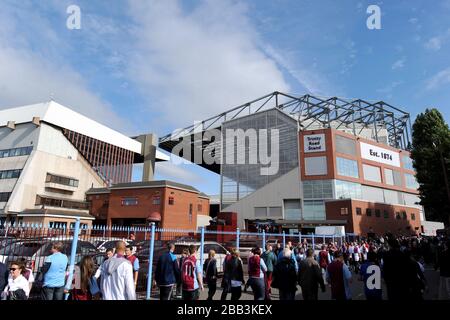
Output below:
[1,0,450,195]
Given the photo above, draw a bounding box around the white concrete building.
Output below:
[0,101,167,227]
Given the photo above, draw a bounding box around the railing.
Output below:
[0,221,345,300]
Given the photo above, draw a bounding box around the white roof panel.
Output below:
[0,101,141,153]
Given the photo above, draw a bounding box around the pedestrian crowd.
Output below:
[0,233,449,301]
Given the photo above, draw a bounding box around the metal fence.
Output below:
[0,220,348,300]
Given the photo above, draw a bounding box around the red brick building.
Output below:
[86,180,210,230]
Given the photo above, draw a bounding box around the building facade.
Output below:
[0,101,167,228]
[87,180,210,230]
[159,92,428,236]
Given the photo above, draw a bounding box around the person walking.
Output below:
[40,242,68,300]
[100,241,136,300]
[175,248,189,299]
[181,245,203,301]
[359,251,382,300]
[247,247,267,300]
[155,243,180,300]
[271,248,297,300]
[0,262,8,292]
[298,248,325,300]
[261,243,277,300]
[326,251,352,300]
[221,249,245,301]
[125,245,140,288]
[203,249,218,300]
[318,245,331,284]
[2,261,29,300]
[17,258,34,293]
[69,255,101,300]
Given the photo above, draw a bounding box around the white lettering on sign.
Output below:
[304,134,326,153]
[360,142,400,167]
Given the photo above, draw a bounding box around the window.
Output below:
[189,204,193,223]
[255,207,267,217]
[405,173,419,190]
[36,195,89,209]
[121,197,138,206]
[0,192,12,202]
[356,207,362,215]
[402,211,407,220]
[0,146,33,158]
[341,207,349,215]
[0,169,22,179]
[363,164,382,183]
[392,170,403,187]
[335,135,356,156]
[366,208,372,217]
[375,209,381,218]
[304,156,328,176]
[152,196,160,205]
[46,173,79,187]
[384,168,394,185]
[402,155,414,171]
[336,157,359,178]
[303,200,326,220]
[284,199,301,220]
[268,207,282,217]
[198,204,202,212]
[335,180,362,199]
[411,213,416,221]
[303,180,333,199]
[168,197,175,205]
[384,210,389,219]
[396,212,401,220]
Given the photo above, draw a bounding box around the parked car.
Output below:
[94,239,129,253]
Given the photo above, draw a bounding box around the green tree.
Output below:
[410,108,450,226]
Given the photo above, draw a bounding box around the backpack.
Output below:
[181,255,197,291]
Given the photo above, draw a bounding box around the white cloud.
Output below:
[0,2,132,133]
[424,28,450,51]
[155,161,206,183]
[425,67,450,90]
[392,57,406,70]
[126,0,290,127]
[409,18,418,24]
[376,81,402,99]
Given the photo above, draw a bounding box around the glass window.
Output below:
[402,155,414,171]
[189,204,193,223]
[0,169,22,180]
[384,168,394,185]
[255,207,267,217]
[303,180,333,199]
[384,210,389,219]
[363,164,381,183]
[303,200,326,220]
[396,212,401,220]
[405,173,419,190]
[361,185,385,203]
[284,199,301,220]
[402,211,407,220]
[0,146,32,159]
[152,196,160,205]
[392,170,403,187]
[335,135,356,156]
[356,207,362,215]
[121,197,138,206]
[336,157,359,178]
[168,197,175,205]
[366,208,372,217]
[411,213,416,221]
[304,156,327,176]
[375,209,381,217]
[0,192,12,202]
[268,207,282,217]
[335,180,362,199]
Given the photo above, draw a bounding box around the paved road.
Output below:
[159,264,442,300]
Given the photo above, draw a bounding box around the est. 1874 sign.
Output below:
[304,134,326,153]
[360,142,400,167]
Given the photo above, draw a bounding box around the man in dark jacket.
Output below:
[0,262,8,292]
[271,248,297,300]
[299,248,325,300]
[155,243,180,300]
[203,250,218,300]
[221,249,244,300]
